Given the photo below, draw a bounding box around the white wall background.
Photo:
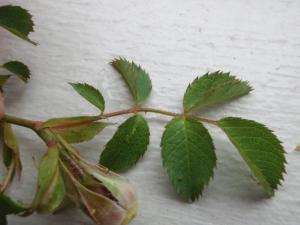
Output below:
[1,0,300,224]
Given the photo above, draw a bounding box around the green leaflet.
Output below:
[111,58,152,104]
[0,5,36,45]
[42,116,98,128]
[2,61,30,83]
[218,117,286,196]
[51,122,109,143]
[0,193,28,214]
[183,72,252,112]
[70,83,105,112]
[161,117,216,201]
[35,145,66,214]
[100,114,150,172]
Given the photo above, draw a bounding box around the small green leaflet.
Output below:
[100,114,150,172]
[218,117,286,196]
[161,117,216,201]
[51,122,109,144]
[35,145,66,214]
[0,5,36,45]
[43,116,98,128]
[111,58,152,104]
[70,83,105,112]
[2,61,30,83]
[183,72,252,112]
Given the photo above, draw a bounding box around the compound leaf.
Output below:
[183,72,252,112]
[2,61,30,83]
[218,117,286,196]
[70,83,105,112]
[100,114,150,172]
[161,117,216,201]
[111,58,152,104]
[0,5,36,45]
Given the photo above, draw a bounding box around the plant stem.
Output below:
[2,114,37,129]
[2,107,218,129]
[0,159,15,192]
[100,107,218,125]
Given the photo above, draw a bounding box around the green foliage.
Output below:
[161,117,216,201]
[111,58,152,104]
[218,117,286,196]
[35,145,66,214]
[70,83,105,112]
[183,72,252,112]
[2,61,30,83]
[100,114,150,172]
[52,122,109,143]
[0,5,36,45]
[0,53,288,225]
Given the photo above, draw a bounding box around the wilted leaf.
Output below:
[161,117,216,201]
[70,83,105,112]
[218,117,286,196]
[2,122,22,178]
[52,122,109,143]
[35,145,65,214]
[0,5,36,44]
[100,115,150,172]
[76,181,127,225]
[2,61,30,83]
[43,116,98,128]
[111,58,152,104]
[183,72,252,111]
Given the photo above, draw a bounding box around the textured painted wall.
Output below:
[1,0,300,224]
